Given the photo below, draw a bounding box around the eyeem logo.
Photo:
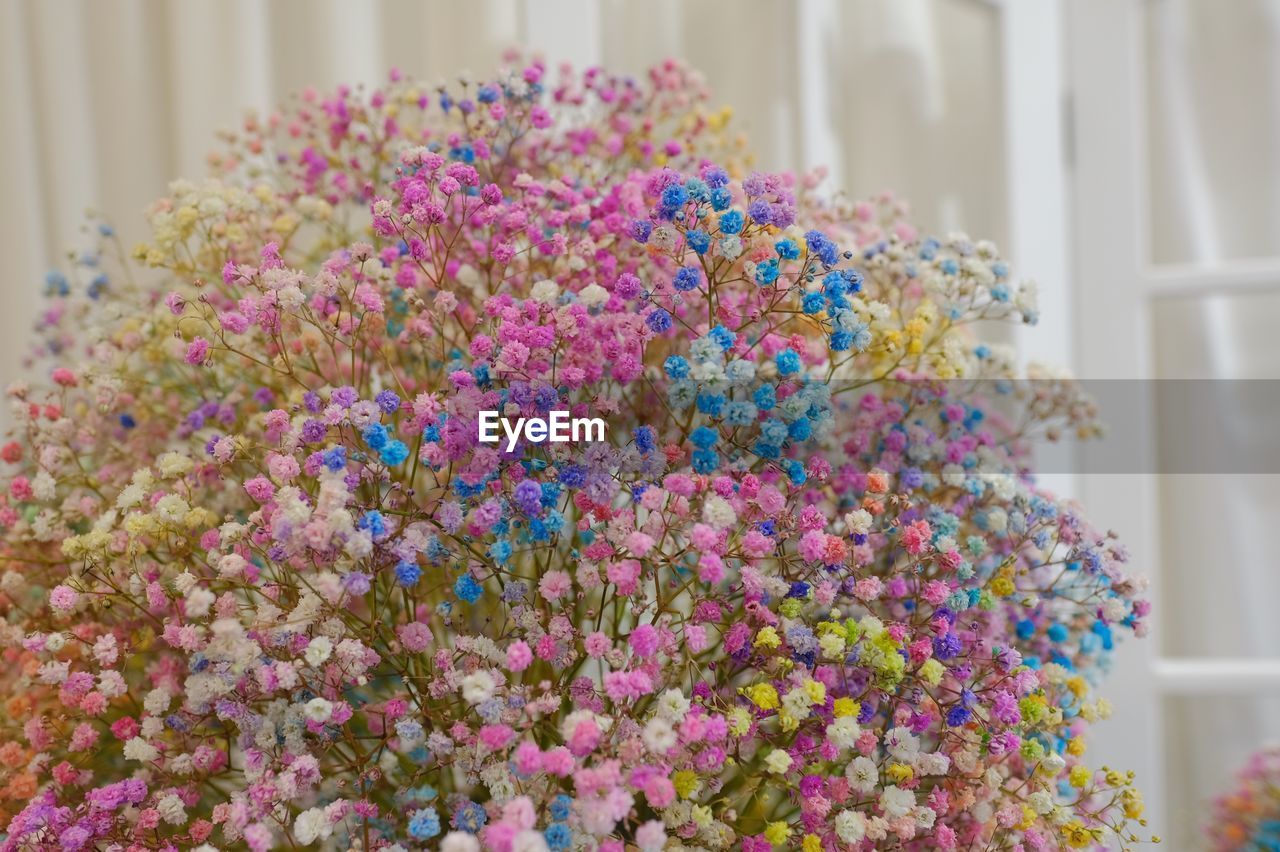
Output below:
[477,410,606,452]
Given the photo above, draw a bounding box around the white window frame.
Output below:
[1069,0,1280,838]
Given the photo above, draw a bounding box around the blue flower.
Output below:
[802,292,825,315]
[663,355,690,379]
[804,229,840,266]
[673,266,702,291]
[692,448,718,473]
[358,510,387,539]
[634,425,656,454]
[380,440,410,466]
[754,258,780,286]
[660,183,688,212]
[646,308,673,333]
[710,187,732,211]
[686,229,711,255]
[690,426,718,448]
[775,239,800,260]
[395,560,421,587]
[753,384,777,410]
[707,325,735,350]
[455,801,488,832]
[776,348,801,376]
[545,823,572,850]
[375,389,401,414]
[455,574,484,604]
[362,423,389,450]
[549,795,572,822]
[408,808,441,840]
[718,209,744,235]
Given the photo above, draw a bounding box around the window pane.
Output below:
[1146,0,1280,264]
[1152,290,1280,658]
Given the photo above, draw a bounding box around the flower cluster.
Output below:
[1210,745,1280,851]
[0,58,1151,851]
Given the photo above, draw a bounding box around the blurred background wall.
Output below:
[3,1,1280,848]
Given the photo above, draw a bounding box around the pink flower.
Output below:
[184,337,210,365]
[506,640,533,672]
[243,476,275,503]
[48,584,79,612]
[538,570,571,602]
[397,622,432,653]
[584,632,612,658]
[628,624,659,658]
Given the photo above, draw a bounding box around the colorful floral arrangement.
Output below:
[1210,745,1280,851]
[0,58,1153,851]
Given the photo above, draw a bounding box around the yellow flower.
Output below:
[801,679,826,706]
[833,697,860,718]
[990,576,1015,597]
[1066,737,1086,757]
[754,626,781,650]
[673,769,699,799]
[886,763,913,784]
[744,683,779,711]
[919,658,944,687]
[802,834,822,852]
[1068,764,1091,788]
[1061,821,1096,848]
[1122,787,1145,819]
[763,821,791,845]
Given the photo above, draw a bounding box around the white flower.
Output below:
[440,833,481,852]
[844,508,873,535]
[304,636,333,667]
[217,554,248,577]
[531,279,560,304]
[157,793,186,825]
[157,452,194,478]
[826,716,861,750]
[460,670,496,705]
[915,751,951,776]
[884,726,920,761]
[185,588,215,619]
[834,809,867,843]
[764,748,792,774]
[123,737,159,763]
[303,697,333,723]
[846,755,879,794]
[1028,790,1054,815]
[701,495,736,529]
[578,283,609,307]
[143,688,172,715]
[293,807,332,845]
[642,717,677,754]
[511,830,550,852]
[655,688,690,722]
[879,785,916,820]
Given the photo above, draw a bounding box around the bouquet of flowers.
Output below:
[0,57,1152,851]
[1210,745,1280,851]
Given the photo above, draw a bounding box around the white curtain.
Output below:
[0,0,1003,388]
[1146,1,1280,848]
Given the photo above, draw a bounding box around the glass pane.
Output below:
[1164,694,1280,850]
[1152,290,1280,658]
[1145,0,1280,264]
